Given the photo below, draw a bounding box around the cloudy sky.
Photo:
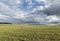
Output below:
[0,0,60,25]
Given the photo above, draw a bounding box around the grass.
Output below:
[0,24,60,41]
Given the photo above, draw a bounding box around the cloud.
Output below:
[13,11,29,19]
[45,0,60,5]
[0,14,10,19]
[0,2,16,17]
[35,0,46,2]
[46,15,60,22]
[0,0,60,25]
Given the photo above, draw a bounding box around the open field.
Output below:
[0,24,60,41]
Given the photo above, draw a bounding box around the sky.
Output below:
[0,0,60,25]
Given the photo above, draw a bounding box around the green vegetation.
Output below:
[0,24,60,41]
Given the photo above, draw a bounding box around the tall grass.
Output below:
[0,24,60,41]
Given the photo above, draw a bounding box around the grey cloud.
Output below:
[43,3,60,16]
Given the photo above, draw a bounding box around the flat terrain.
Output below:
[0,24,60,41]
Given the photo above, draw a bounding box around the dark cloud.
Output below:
[43,3,60,16]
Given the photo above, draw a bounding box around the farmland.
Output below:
[0,24,60,41]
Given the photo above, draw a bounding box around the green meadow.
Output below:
[0,24,60,41]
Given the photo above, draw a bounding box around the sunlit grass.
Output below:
[0,24,60,41]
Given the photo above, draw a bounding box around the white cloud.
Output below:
[44,5,50,8]
[0,2,9,11]
[35,0,46,2]
[15,0,20,4]
[0,0,46,24]
[13,11,29,19]
[1,0,60,25]
[32,6,45,13]
[0,2,15,16]
[45,0,60,5]
[0,14,10,19]
[46,15,59,22]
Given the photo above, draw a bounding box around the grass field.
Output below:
[0,24,60,41]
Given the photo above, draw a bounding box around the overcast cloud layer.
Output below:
[0,0,60,25]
